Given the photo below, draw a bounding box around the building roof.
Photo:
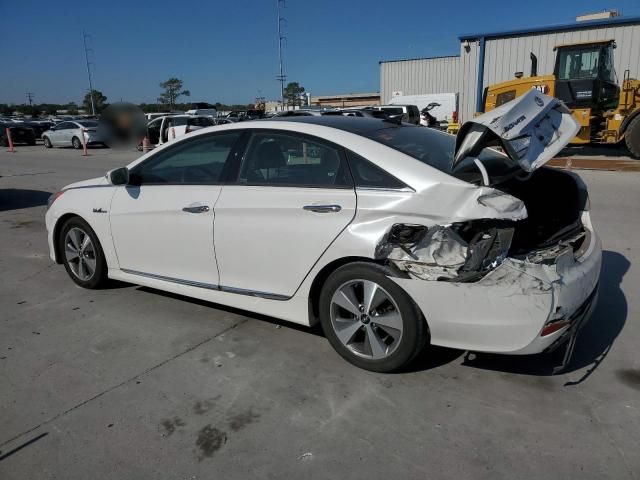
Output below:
[311,92,380,100]
[459,15,640,41]
[379,54,459,65]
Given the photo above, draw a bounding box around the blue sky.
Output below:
[1,0,639,105]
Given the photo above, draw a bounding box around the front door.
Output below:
[109,131,243,286]
[214,130,356,298]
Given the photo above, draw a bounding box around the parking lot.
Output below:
[1,144,640,479]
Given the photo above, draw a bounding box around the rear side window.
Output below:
[170,117,188,126]
[238,132,352,188]
[346,151,407,190]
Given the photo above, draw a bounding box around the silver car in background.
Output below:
[42,120,106,149]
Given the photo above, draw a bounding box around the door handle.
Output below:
[303,204,342,213]
[182,205,210,213]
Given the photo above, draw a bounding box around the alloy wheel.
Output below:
[64,227,97,281]
[330,279,403,360]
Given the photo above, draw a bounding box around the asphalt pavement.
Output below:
[1,145,639,479]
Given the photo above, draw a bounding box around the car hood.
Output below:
[63,176,109,190]
[453,90,579,174]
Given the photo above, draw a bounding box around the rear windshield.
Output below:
[77,121,98,127]
[364,125,519,184]
[188,117,215,127]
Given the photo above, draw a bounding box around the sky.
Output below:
[1,0,640,106]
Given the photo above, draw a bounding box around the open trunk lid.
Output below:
[453,90,579,174]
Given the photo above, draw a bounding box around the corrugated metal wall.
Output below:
[380,56,460,103]
[381,22,640,124]
[483,24,640,94]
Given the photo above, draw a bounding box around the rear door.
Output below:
[214,129,356,298]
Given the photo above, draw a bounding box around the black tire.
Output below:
[43,136,52,148]
[58,217,109,289]
[625,115,640,159]
[27,139,36,146]
[0,135,7,147]
[72,136,82,149]
[319,262,428,372]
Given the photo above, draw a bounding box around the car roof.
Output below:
[265,115,405,135]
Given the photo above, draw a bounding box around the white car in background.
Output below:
[142,115,215,149]
[45,91,601,372]
[42,120,105,149]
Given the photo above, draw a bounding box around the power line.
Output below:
[25,93,34,106]
[83,30,96,115]
[276,0,287,110]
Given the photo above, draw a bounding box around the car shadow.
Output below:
[135,286,325,337]
[0,189,51,212]
[453,250,628,383]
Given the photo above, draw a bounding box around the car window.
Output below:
[56,122,71,130]
[169,117,188,126]
[77,121,98,128]
[346,151,407,189]
[188,117,215,127]
[238,132,352,188]
[131,132,241,185]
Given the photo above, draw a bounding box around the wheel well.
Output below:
[52,213,81,263]
[307,256,378,323]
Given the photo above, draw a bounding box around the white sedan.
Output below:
[45,92,601,372]
[42,120,105,149]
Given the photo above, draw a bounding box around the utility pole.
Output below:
[276,0,287,110]
[26,92,34,106]
[82,30,96,116]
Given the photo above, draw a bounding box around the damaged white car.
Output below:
[45,90,601,372]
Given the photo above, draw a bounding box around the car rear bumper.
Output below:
[391,226,602,355]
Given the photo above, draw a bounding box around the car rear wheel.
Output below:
[72,136,82,149]
[59,217,108,289]
[43,136,52,148]
[319,262,428,372]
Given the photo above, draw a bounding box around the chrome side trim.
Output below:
[219,285,290,301]
[120,269,290,301]
[121,269,219,290]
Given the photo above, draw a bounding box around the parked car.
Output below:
[185,108,217,118]
[23,119,55,139]
[370,104,420,124]
[214,117,239,125]
[42,120,105,149]
[0,121,36,146]
[140,115,215,149]
[45,91,600,372]
[145,112,173,121]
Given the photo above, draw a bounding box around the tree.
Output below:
[158,78,190,109]
[82,90,107,114]
[283,82,305,107]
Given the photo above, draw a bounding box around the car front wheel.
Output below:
[319,262,428,372]
[59,217,108,289]
[72,136,82,149]
[43,136,52,148]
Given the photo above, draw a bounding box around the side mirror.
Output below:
[107,167,129,185]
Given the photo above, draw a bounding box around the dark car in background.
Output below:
[0,121,36,146]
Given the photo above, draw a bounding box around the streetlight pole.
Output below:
[276,0,287,111]
[83,30,96,116]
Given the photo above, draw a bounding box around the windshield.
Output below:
[364,125,519,184]
[556,44,615,82]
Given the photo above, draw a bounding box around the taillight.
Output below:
[452,111,458,123]
[185,126,192,134]
[540,319,570,336]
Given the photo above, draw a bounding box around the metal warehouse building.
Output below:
[380,14,640,123]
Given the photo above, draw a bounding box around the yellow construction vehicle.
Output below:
[482,40,640,158]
